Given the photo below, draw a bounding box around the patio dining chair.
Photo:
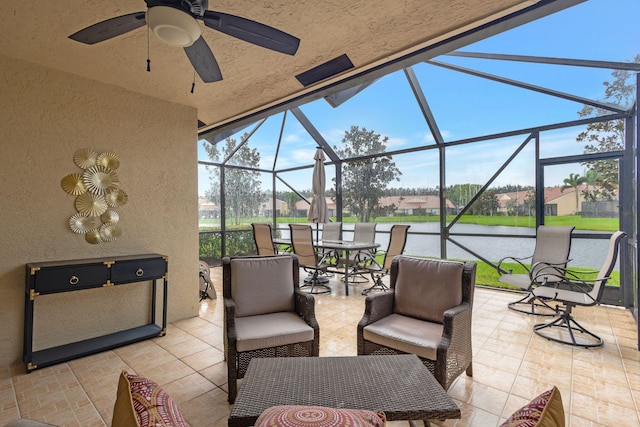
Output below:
[361,224,410,294]
[289,224,332,294]
[531,231,625,348]
[497,225,574,315]
[252,223,276,255]
[338,222,377,284]
[319,222,342,267]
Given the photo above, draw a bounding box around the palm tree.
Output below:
[561,173,587,214]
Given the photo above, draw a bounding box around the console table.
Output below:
[23,253,168,373]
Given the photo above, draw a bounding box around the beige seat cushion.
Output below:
[231,256,295,317]
[236,312,315,352]
[363,313,443,360]
[394,257,463,323]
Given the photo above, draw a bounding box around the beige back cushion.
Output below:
[231,256,295,317]
[393,257,464,323]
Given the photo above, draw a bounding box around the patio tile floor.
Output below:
[1,266,638,426]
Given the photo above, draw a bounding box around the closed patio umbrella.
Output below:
[307,148,328,225]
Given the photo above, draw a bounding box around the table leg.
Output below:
[344,249,351,296]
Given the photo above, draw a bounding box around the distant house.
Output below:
[495,185,589,216]
[496,191,532,215]
[294,197,337,218]
[259,198,289,217]
[378,195,455,215]
[198,197,219,218]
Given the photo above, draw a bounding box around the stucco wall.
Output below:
[0,54,200,367]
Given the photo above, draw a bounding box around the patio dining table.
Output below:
[273,238,380,296]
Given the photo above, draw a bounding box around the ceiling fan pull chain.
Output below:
[146,25,151,72]
[191,68,196,93]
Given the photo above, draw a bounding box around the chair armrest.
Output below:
[441,302,471,337]
[496,255,533,275]
[357,292,394,355]
[356,250,381,269]
[294,289,320,330]
[223,297,237,342]
[529,260,571,280]
[358,292,394,329]
[437,302,472,376]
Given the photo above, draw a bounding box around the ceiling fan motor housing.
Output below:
[146,5,202,47]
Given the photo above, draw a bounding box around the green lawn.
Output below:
[201,215,618,232]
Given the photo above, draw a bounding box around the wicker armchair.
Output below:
[357,256,476,390]
[223,254,319,403]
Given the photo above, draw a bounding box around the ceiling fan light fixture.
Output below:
[147,6,201,47]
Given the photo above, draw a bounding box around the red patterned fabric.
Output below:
[500,387,564,427]
[255,405,386,427]
[123,371,188,427]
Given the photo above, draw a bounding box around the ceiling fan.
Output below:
[69,0,300,83]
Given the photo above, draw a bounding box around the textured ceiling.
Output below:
[0,0,547,132]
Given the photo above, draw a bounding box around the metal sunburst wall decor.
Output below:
[61,149,127,244]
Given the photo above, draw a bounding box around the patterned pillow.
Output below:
[255,405,386,427]
[111,371,188,427]
[500,386,565,427]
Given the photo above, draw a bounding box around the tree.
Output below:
[447,183,483,211]
[203,134,265,225]
[560,172,586,214]
[581,169,604,202]
[470,189,499,216]
[523,191,536,217]
[333,126,401,222]
[576,54,639,200]
[282,191,300,217]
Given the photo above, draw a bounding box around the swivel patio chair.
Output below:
[223,254,319,403]
[252,222,276,255]
[497,225,574,315]
[338,222,377,284]
[289,224,332,294]
[531,231,625,348]
[322,221,342,241]
[358,256,476,390]
[319,221,342,267]
[360,224,410,294]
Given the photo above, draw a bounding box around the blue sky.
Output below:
[198,0,638,196]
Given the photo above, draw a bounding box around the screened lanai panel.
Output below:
[461,0,639,63]
[412,62,593,140]
[445,135,535,220]
[275,167,336,209]
[298,72,435,152]
[440,55,626,106]
[388,148,439,190]
[542,160,620,234]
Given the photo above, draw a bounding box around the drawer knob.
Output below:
[69,276,79,285]
[136,268,144,277]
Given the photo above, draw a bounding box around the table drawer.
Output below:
[32,263,109,293]
[110,257,167,284]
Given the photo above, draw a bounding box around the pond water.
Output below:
[278,222,614,270]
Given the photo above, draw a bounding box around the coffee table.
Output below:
[228,354,460,427]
